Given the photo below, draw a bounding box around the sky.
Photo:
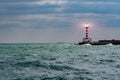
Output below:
[0,0,120,43]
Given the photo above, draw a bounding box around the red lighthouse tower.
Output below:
[83,23,92,43]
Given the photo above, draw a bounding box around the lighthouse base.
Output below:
[83,38,92,43]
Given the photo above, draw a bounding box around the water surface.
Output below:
[0,43,120,80]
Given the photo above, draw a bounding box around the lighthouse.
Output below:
[77,23,120,45]
[83,23,92,43]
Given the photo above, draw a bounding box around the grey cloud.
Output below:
[0,0,120,42]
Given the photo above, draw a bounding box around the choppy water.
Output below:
[0,43,120,80]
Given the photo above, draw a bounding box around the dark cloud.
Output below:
[0,0,120,42]
[1,0,120,15]
[0,0,37,2]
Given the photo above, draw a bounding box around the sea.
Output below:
[0,43,120,80]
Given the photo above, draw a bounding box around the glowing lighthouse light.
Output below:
[85,24,89,27]
[83,23,92,43]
